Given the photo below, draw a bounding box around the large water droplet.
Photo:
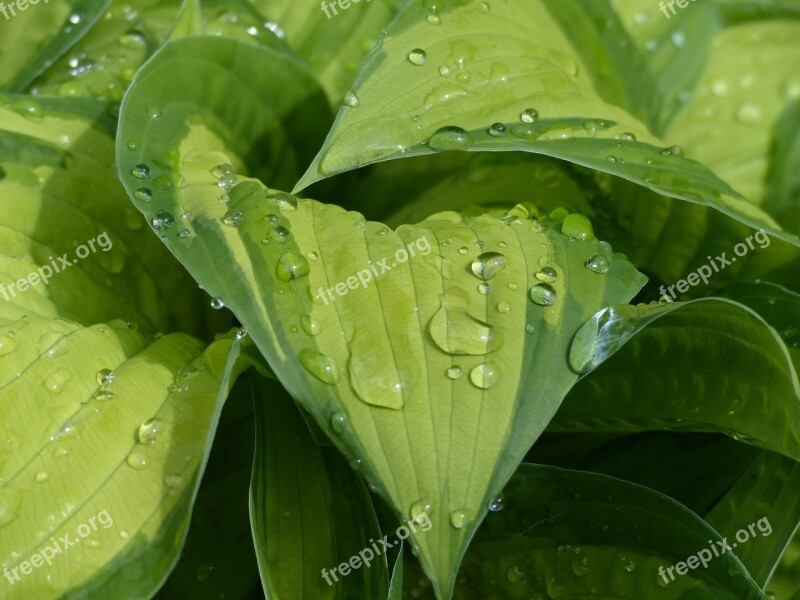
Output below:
[299,349,338,384]
[131,164,150,179]
[408,49,428,65]
[428,289,498,355]
[151,210,175,231]
[585,255,609,274]
[428,126,473,151]
[535,267,557,283]
[267,191,298,212]
[137,418,165,444]
[222,209,243,228]
[561,213,595,240]
[469,362,500,389]
[530,283,557,306]
[276,252,310,282]
[470,252,507,280]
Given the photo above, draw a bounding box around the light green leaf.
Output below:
[405,463,766,599]
[0,311,248,599]
[246,0,401,103]
[0,0,109,92]
[117,32,649,599]
[666,18,800,205]
[250,372,389,599]
[763,99,800,233]
[388,544,404,600]
[555,298,800,460]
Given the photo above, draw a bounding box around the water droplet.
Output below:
[449,510,467,529]
[96,369,115,385]
[300,315,320,336]
[127,452,148,470]
[330,411,346,433]
[299,349,338,384]
[42,369,70,394]
[458,246,469,255]
[471,252,507,280]
[134,188,152,202]
[619,132,636,141]
[520,108,539,123]
[428,289,498,355]
[496,301,511,314]
[469,362,500,389]
[488,122,507,137]
[477,283,490,295]
[34,471,49,483]
[488,494,504,512]
[165,474,182,487]
[535,267,557,283]
[151,210,175,231]
[606,155,617,163]
[525,323,535,334]
[671,30,686,48]
[221,209,243,228]
[530,283,557,306]
[276,252,310,282]
[267,191,298,211]
[427,14,441,24]
[439,64,450,76]
[270,225,292,244]
[410,499,433,524]
[408,49,428,66]
[210,297,225,310]
[36,331,69,357]
[131,164,150,179]
[344,91,359,107]
[585,255,609,274]
[561,213,595,240]
[660,145,684,157]
[445,366,463,379]
[428,126,473,151]
[736,103,762,125]
[137,418,165,444]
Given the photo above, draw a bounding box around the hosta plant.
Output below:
[0,0,799,599]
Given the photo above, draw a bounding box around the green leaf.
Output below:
[555,298,800,460]
[763,99,800,233]
[250,372,389,599]
[0,0,109,92]
[665,18,800,205]
[0,310,248,599]
[388,544,404,600]
[154,371,259,600]
[246,0,401,104]
[405,463,766,599]
[0,94,212,336]
[766,527,800,599]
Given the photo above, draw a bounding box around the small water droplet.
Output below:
[585,255,609,274]
[300,315,320,336]
[449,510,467,529]
[427,13,441,24]
[330,411,346,433]
[270,225,292,244]
[438,64,450,77]
[410,499,433,524]
[300,349,338,384]
[267,192,298,212]
[151,210,175,231]
[496,301,511,314]
[471,252,507,280]
[34,471,49,483]
[0,335,18,357]
[535,267,557,283]
[222,209,243,228]
[660,145,684,157]
[488,122,507,137]
[458,246,469,255]
[127,452,148,470]
[445,366,463,379]
[428,126,473,151]
[606,155,617,163]
[488,494,504,512]
[619,132,636,141]
[525,323,535,334]
[137,418,165,444]
[408,49,428,66]
[96,369,115,385]
[469,362,500,389]
[276,252,310,282]
[42,369,70,394]
[134,188,152,202]
[520,108,539,123]
[210,297,225,310]
[506,565,524,583]
[131,164,150,179]
[530,283,557,306]
[344,91,359,107]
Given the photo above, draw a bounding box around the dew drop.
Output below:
[410,499,433,524]
[210,297,225,310]
[151,210,175,231]
[137,418,165,444]
[458,246,469,255]
[408,49,428,66]
[561,213,595,240]
[344,91,359,107]
[96,369,115,385]
[525,323,535,334]
[300,315,320,336]
[496,301,511,314]
[449,510,467,529]
[469,362,500,389]
[471,252,507,280]
[585,255,609,274]
[488,122,507,137]
[535,267,557,283]
[520,108,539,123]
[222,209,243,228]
[267,191,298,212]
[428,126,473,151]
[660,145,684,157]
[488,494,504,512]
[131,164,150,179]
[530,283,557,306]
[42,369,70,395]
[619,132,636,141]
[330,411,346,433]
[507,565,524,583]
[735,103,762,125]
[445,366,463,380]
[126,452,148,470]
[439,64,450,77]
[35,471,49,483]
[134,188,152,202]
[299,349,338,384]
[276,252,310,282]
